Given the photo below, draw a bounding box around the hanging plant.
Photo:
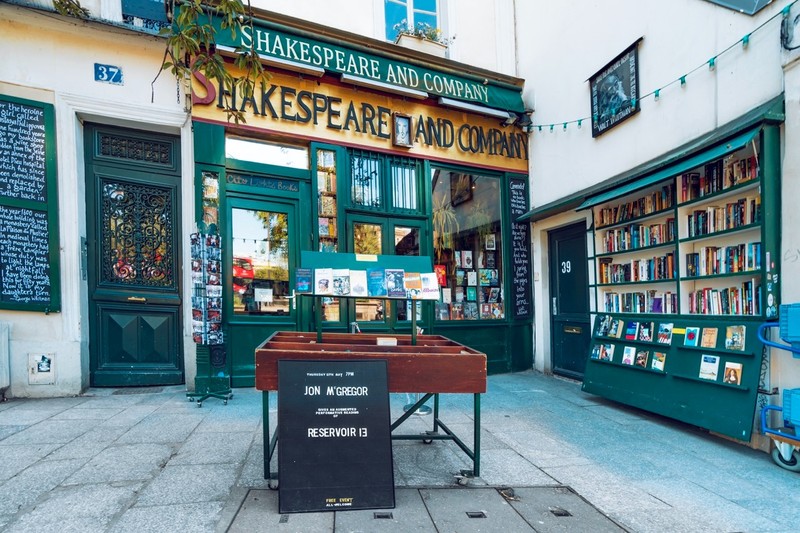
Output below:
[432,193,460,258]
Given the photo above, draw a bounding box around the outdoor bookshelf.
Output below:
[582,124,780,441]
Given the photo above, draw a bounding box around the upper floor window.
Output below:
[350,150,421,212]
[384,0,439,42]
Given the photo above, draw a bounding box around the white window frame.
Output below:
[384,0,441,42]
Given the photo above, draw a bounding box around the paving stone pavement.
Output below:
[0,371,798,532]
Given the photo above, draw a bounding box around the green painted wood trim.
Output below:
[0,94,60,313]
[761,125,781,318]
[193,120,226,166]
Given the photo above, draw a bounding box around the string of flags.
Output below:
[527,0,797,133]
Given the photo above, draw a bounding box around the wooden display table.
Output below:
[255,331,487,486]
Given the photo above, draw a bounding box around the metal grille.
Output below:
[389,157,418,210]
[101,179,174,287]
[99,133,172,166]
[351,150,382,208]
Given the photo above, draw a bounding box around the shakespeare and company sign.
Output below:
[192,67,529,173]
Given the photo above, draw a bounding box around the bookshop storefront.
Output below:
[190,13,532,386]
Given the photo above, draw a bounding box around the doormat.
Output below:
[112,387,164,395]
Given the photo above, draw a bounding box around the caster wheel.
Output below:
[772,447,800,472]
[456,476,468,486]
[223,400,228,405]
[196,402,202,408]
[188,397,195,402]
[269,480,279,490]
[423,439,433,444]
[228,394,234,400]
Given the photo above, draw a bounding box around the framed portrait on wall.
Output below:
[392,112,413,147]
[589,38,642,138]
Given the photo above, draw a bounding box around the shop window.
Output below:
[351,150,383,208]
[231,208,290,316]
[353,222,386,323]
[389,157,418,210]
[385,0,439,42]
[431,167,504,320]
[394,225,422,322]
[226,136,309,170]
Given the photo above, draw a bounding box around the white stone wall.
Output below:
[0,4,192,397]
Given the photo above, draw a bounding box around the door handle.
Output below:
[552,297,557,315]
[286,290,297,310]
[127,296,147,303]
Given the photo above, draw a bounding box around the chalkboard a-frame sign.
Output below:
[278,359,394,513]
[0,94,60,312]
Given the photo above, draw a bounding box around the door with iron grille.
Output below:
[85,124,183,386]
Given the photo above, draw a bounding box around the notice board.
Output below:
[0,94,60,312]
[278,359,394,513]
[509,177,531,318]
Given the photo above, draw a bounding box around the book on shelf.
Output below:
[723,362,743,385]
[684,327,700,346]
[725,325,746,351]
[599,343,615,362]
[367,268,388,297]
[435,302,450,321]
[350,270,368,297]
[420,272,440,300]
[454,250,461,267]
[480,303,493,319]
[464,302,479,319]
[315,267,333,295]
[609,319,624,338]
[656,323,673,344]
[651,351,667,371]
[456,269,465,286]
[479,269,492,286]
[450,302,464,320]
[332,269,350,296]
[621,346,636,365]
[624,321,640,341]
[638,322,654,342]
[699,354,720,381]
[319,195,336,217]
[635,350,649,368]
[597,315,613,337]
[467,271,478,286]
[295,268,312,293]
[488,287,501,303]
[455,286,465,302]
[700,327,718,348]
[385,269,406,298]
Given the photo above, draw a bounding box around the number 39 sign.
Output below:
[94,63,124,86]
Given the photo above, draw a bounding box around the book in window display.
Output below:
[480,303,492,319]
[434,264,447,286]
[467,271,478,286]
[450,302,464,320]
[441,287,452,304]
[455,286,464,302]
[491,303,503,318]
[466,286,477,301]
[462,250,473,269]
[464,302,479,319]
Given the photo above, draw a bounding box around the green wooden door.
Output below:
[85,125,183,386]
[225,197,299,387]
[549,222,591,379]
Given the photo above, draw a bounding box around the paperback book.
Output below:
[403,271,422,299]
[684,326,700,347]
[700,327,718,348]
[635,350,649,368]
[295,268,312,293]
[725,325,746,351]
[464,302,479,319]
[315,267,333,295]
[434,264,447,286]
[699,354,720,380]
[467,271,478,286]
[597,315,613,337]
[441,287,452,304]
[624,321,640,341]
[621,346,636,365]
[657,323,673,345]
[609,319,624,338]
[466,286,477,301]
[462,250,474,269]
[385,269,406,298]
[367,268,387,297]
[332,269,350,296]
[420,273,440,300]
[598,343,615,362]
[651,351,667,371]
[638,322,654,342]
[450,302,464,320]
[349,270,368,297]
[723,361,743,385]
[455,286,465,302]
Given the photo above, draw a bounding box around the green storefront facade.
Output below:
[190,10,533,387]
